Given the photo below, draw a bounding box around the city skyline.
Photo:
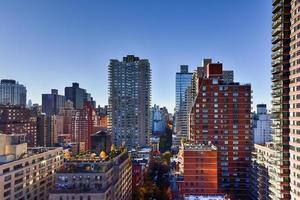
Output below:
[0,0,271,111]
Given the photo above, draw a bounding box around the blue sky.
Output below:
[0,0,271,112]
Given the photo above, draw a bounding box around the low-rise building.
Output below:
[250,143,282,200]
[177,141,219,197]
[49,150,132,200]
[0,134,64,200]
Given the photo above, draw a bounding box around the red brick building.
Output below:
[71,101,96,150]
[132,161,145,190]
[178,141,218,196]
[189,62,252,199]
[0,104,37,147]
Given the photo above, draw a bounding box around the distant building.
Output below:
[0,104,37,147]
[58,100,76,143]
[0,134,64,200]
[29,103,42,117]
[177,141,219,197]
[90,130,112,154]
[174,65,193,147]
[132,160,147,193]
[42,89,65,116]
[151,104,169,135]
[65,83,95,109]
[49,150,132,200]
[0,79,26,106]
[96,105,108,117]
[253,104,271,144]
[71,102,96,150]
[27,99,32,108]
[189,61,252,199]
[108,55,151,149]
[37,114,63,147]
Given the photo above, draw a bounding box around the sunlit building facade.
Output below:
[174,65,193,147]
[108,55,151,149]
[0,79,26,106]
[0,134,64,200]
[189,62,252,199]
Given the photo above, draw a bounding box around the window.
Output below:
[4,175,11,182]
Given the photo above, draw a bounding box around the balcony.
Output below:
[272,11,281,21]
[272,0,280,6]
[272,42,282,51]
[272,34,282,44]
[272,50,282,59]
[272,17,282,29]
[272,26,282,36]
[273,2,282,14]
[271,82,282,90]
[272,58,283,67]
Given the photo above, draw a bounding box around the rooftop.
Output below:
[0,147,62,165]
[59,150,129,173]
[182,141,217,151]
[184,195,226,200]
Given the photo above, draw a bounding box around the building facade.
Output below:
[253,104,272,144]
[289,0,300,199]
[0,104,37,147]
[189,62,252,199]
[65,83,95,110]
[177,141,219,197]
[90,130,112,154]
[250,1,292,200]
[58,100,76,143]
[37,114,63,147]
[49,151,132,200]
[0,79,26,106]
[174,65,193,147]
[251,143,282,200]
[71,102,96,150]
[108,55,151,149]
[42,89,65,116]
[151,104,169,135]
[0,134,64,200]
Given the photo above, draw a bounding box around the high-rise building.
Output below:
[0,134,64,200]
[174,65,193,147]
[253,104,272,144]
[94,105,109,131]
[289,0,300,199]
[151,104,169,135]
[48,150,132,200]
[0,104,37,147]
[65,83,95,109]
[37,113,49,147]
[71,102,96,150]
[27,99,32,108]
[42,89,65,116]
[251,1,292,200]
[189,62,252,199]
[37,114,63,147]
[58,100,76,143]
[0,79,26,106]
[108,55,151,149]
